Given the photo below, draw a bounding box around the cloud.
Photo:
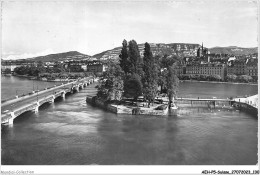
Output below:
[2,48,54,60]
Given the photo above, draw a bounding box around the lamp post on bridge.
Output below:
[37,85,39,102]
[33,79,35,92]
[10,104,15,114]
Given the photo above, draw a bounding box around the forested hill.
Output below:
[208,46,258,56]
[26,51,92,62]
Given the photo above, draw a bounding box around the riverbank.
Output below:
[86,96,170,116]
[180,80,258,85]
[12,74,36,79]
[12,74,77,82]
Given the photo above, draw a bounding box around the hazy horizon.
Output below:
[1,0,258,60]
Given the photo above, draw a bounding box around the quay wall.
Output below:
[233,102,258,117]
[86,96,168,116]
[177,100,232,107]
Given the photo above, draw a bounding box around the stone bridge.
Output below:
[1,77,95,125]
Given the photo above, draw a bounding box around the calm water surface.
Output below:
[1,76,258,165]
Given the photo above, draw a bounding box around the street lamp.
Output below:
[33,80,35,92]
[37,85,39,102]
[11,104,14,112]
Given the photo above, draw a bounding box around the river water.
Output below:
[1,76,258,165]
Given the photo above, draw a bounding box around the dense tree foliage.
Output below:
[142,42,159,107]
[13,63,85,77]
[225,74,237,82]
[160,55,179,68]
[119,39,130,74]
[178,74,255,83]
[158,68,167,93]
[166,65,179,105]
[123,73,143,101]
[97,62,124,101]
[237,75,252,83]
[128,40,144,77]
[102,40,181,105]
[3,68,11,74]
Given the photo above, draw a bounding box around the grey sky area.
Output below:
[1,0,258,59]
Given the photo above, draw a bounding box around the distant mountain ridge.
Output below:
[208,46,258,56]
[4,44,257,62]
[26,51,92,62]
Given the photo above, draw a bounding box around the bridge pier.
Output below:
[61,92,65,99]
[34,102,40,113]
[8,112,15,125]
[51,95,55,103]
[75,86,79,92]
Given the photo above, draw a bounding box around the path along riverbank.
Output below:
[180,80,257,86]
[12,74,76,82]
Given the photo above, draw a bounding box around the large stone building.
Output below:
[227,59,246,75]
[186,63,226,80]
[87,61,107,73]
[245,59,258,79]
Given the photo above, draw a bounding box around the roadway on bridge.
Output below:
[1,87,69,113]
[1,77,93,114]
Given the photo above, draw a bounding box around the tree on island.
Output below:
[142,42,159,107]
[166,65,179,107]
[119,39,130,74]
[124,73,143,102]
[158,55,179,94]
[128,40,144,77]
[97,62,124,101]
[119,40,144,102]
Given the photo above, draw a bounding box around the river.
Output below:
[1,75,258,165]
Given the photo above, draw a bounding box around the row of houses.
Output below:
[174,58,258,80]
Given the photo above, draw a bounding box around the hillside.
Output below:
[93,43,201,60]
[208,46,258,56]
[27,51,92,62]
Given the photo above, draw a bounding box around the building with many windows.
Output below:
[186,63,226,80]
[227,59,246,75]
[87,61,107,73]
[246,58,258,79]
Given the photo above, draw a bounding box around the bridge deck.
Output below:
[1,77,94,118]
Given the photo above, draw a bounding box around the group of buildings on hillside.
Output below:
[99,43,202,60]
[1,43,258,82]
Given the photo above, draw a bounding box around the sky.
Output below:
[1,0,258,60]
